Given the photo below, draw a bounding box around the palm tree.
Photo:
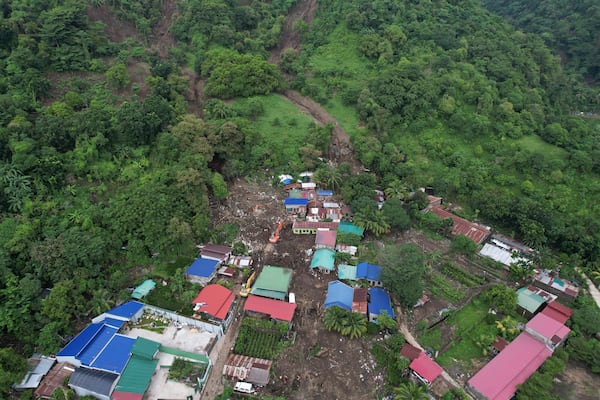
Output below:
[323,306,346,332]
[376,310,397,333]
[385,179,410,201]
[339,311,367,339]
[393,381,429,400]
[355,210,390,237]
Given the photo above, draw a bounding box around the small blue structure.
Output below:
[324,281,354,311]
[337,264,357,280]
[368,288,395,323]
[186,257,219,284]
[356,262,382,286]
[317,190,334,197]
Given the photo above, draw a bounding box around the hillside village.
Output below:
[12,173,598,400]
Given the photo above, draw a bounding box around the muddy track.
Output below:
[282,90,362,172]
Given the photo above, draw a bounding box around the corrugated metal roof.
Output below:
[517,287,546,314]
[131,280,156,300]
[35,363,75,398]
[186,257,219,278]
[429,206,490,244]
[244,296,296,322]
[467,332,552,400]
[191,284,234,320]
[526,313,571,342]
[251,266,292,299]
[105,301,145,320]
[324,281,353,311]
[57,323,104,357]
[337,264,357,280]
[284,198,308,206]
[338,221,364,237]
[368,288,395,319]
[223,354,272,382]
[292,221,339,230]
[410,353,442,383]
[89,334,135,374]
[315,230,337,248]
[310,248,335,271]
[114,356,158,395]
[356,262,382,282]
[131,337,160,360]
[69,367,118,397]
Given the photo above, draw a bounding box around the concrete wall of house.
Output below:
[144,305,223,338]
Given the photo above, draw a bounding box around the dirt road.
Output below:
[577,269,600,309]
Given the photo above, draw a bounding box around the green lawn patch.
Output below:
[419,327,443,351]
[517,134,568,160]
[236,94,316,169]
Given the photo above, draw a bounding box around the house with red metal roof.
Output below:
[540,301,573,324]
[192,284,235,326]
[429,206,491,244]
[315,229,337,249]
[525,312,570,349]
[468,332,553,400]
[468,304,572,400]
[244,295,296,323]
[409,352,443,385]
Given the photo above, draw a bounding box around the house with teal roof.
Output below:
[310,248,335,274]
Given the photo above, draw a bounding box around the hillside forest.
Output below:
[0,0,599,395]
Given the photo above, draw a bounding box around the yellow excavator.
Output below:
[240,271,256,297]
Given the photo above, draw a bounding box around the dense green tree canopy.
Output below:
[379,244,426,307]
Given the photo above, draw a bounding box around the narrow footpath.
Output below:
[577,269,600,309]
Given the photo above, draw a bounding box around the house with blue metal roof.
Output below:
[324,281,354,311]
[356,262,383,286]
[93,301,145,323]
[185,257,220,285]
[368,288,395,323]
[284,197,308,216]
[310,248,335,273]
[56,318,135,374]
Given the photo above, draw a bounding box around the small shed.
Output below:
[324,281,354,311]
[35,363,75,399]
[131,280,156,300]
[199,243,232,262]
[310,248,336,273]
[223,354,273,387]
[400,344,422,361]
[352,288,368,315]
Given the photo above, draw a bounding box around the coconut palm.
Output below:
[393,381,429,400]
[354,210,390,237]
[323,306,346,332]
[339,311,367,339]
[385,179,410,201]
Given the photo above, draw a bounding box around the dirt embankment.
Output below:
[269,0,317,64]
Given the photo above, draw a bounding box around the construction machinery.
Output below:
[240,271,256,297]
[269,219,286,243]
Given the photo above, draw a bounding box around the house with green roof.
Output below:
[517,286,548,316]
[310,248,335,274]
[338,221,364,237]
[112,337,160,400]
[250,265,293,301]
